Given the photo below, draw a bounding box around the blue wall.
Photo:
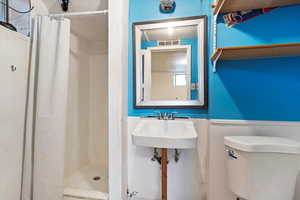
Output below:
[129,0,300,121]
[211,5,300,121]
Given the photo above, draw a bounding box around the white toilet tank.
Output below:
[224,136,300,200]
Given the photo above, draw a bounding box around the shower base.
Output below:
[64,164,108,200]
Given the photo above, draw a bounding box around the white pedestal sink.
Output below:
[132,118,197,149]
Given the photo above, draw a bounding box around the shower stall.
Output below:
[63,12,108,200]
[22,10,109,200]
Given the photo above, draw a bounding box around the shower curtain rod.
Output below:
[48,9,108,17]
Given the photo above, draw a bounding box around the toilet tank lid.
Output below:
[224,136,300,154]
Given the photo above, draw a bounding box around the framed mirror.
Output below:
[133,16,207,108]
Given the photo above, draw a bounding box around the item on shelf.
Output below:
[223,7,277,27]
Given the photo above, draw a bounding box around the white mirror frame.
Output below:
[133,16,208,108]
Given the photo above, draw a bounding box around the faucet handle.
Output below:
[154,111,163,120]
[169,112,178,120]
[163,112,169,120]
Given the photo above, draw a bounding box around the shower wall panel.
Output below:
[88,54,108,168]
[65,32,108,189]
[65,33,91,178]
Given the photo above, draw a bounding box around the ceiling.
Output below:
[142,25,197,41]
[68,14,108,42]
[152,50,188,73]
[42,0,107,13]
[41,0,108,52]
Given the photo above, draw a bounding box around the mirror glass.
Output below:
[134,16,207,108]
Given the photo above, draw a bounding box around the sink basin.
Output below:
[132,119,197,149]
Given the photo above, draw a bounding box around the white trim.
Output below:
[108,0,128,199]
[136,19,203,30]
[212,15,218,52]
[214,0,225,16]
[147,45,190,51]
[139,45,194,104]
[198,19,205,104]
[212,49,222,73]
[49,10,108,17]
[139,100,203,106]
[143,49,152,101]
[144,31,150,42]
[186,45,192,98]
[210,119,300,127]
[135,28,143,103]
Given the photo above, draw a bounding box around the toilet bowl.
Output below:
[224,136,300,200]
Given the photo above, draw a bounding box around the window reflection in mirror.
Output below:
[134,16,207,108]
[150,47,191,101]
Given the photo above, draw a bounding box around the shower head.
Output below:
[61,0,69,12]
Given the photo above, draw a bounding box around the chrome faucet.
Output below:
[169,112,178,120]
[154,111,169,120]
[163,112,169,120]
[154,111,163,120]
[152,111,189,120]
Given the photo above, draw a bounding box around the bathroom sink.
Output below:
[132,119,197,149]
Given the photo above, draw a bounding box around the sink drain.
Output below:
[93,176,101,181]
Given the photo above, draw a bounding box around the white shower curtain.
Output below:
[22,16,70,200]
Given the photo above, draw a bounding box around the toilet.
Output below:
[224,136,300,200]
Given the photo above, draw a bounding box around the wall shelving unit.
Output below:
[211,43,300,61]
[213,0,300,15]
[211,0,300,72]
